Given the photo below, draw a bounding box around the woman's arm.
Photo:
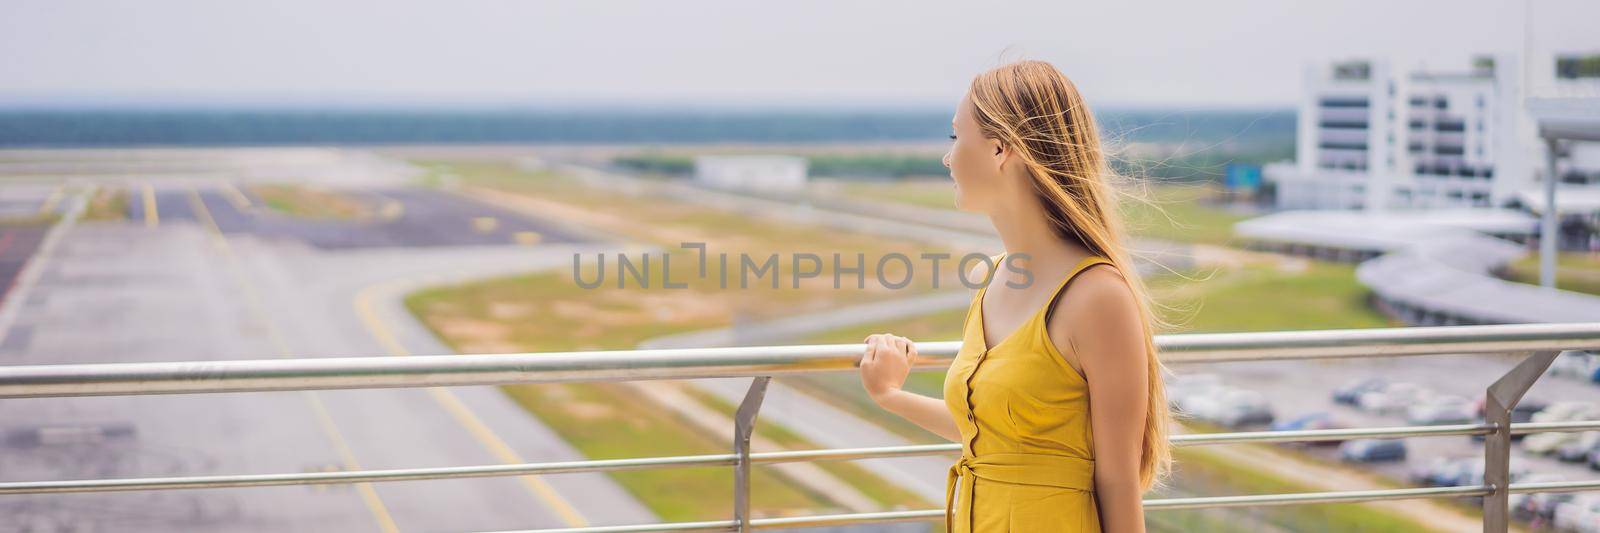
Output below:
[858,333,962,442]
[1060,269,1150,533]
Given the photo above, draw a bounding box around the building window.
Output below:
[1319,120,1368,129]
[1321,141,1369,151]
[1320,97,1369,108]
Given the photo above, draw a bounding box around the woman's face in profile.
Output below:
[944,93,998,213]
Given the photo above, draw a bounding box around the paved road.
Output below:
[0,180,654,532]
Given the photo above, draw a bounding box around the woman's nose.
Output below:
[942,151,952,169]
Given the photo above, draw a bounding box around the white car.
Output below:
[1211,389,1274,427]
[1167,373,1224,408]
[1523,402,1600,455]
[1406,394,1475,425]
[1549,350,1600,380]
[1555,494,1600,533]
[1557,432,1600,462]
[1357,382,1430,415]
[1174,386,1274,427]
[1511,474,1572,522]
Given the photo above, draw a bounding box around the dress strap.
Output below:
[1041,255,1113,324]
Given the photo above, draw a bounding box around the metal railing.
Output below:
[2,322,1598,532]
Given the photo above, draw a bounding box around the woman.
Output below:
[856,60,1172,532]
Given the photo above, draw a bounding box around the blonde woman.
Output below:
[857,60,1171,532]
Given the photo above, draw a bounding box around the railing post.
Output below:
[734,376,770,532]
[1481,350,1559,532]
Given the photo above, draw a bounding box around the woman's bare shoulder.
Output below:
[1047,264,1144,368]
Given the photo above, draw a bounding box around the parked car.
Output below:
[1524,402,1600,455]
[1211,389,1275,428]
[1167,373,1223,410]
[1511,474,1573,523]
[1555,494,1600,532]
[1357,382,1430,415]
[1339,438,1407,462]
[1410,456,1470,487]
[1471,398,1548,442]
[1449,457,1530,487]
[1407,456,1526,487]
[1332,377,1387,406]
[1406,394,1475,426]
[1272,412,1349,446]
[1591,446,1600,471]
[1557,432,1600,463]
[1550,350,1600,381]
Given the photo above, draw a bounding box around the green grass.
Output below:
[498,382,829,521]
[82,187,129,221]
[834,180,961,211]
[1504,252,1600,296]
[1147,260,1399,333]
[678,385,933,510]
[1119,183,1252,246]
[249,185,370,219]
[828,179,1250,245]
[1159,446,1433,532]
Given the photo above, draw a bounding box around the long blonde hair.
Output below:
[968,59,1173,492]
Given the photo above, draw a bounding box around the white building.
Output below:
[692,155,808,193]
[1268,53,1600,211]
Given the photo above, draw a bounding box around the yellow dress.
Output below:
[943,254,1111,532]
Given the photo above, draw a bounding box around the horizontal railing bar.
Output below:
[7,420,1592,496]
[1510,420,1600,434]
[1507,479,1600,495]
[0,454,739,495]
[500,480,1600,532]
[749,443,958,464]
[1142,484,1493,510]
[1174,422,1494,444]
[492,519,737,532]
[492,520,738,533]
[0,323,1595,398]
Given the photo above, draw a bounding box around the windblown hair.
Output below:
[967,59,1173,492]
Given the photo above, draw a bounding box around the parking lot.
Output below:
[1171,349,1600,526]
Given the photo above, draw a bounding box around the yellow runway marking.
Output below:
[188,189,401,533]
[512,231,542,245]
[142,183,159,228]
[221,183,253,210]
[37,186,64,215]
[380,201,404,220]
[472,217,499,233]
[353,282,589,527]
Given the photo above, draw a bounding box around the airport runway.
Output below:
[0,182,654,532]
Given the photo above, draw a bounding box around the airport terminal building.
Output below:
[1266,53,1600,212]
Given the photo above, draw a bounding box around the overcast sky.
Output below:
[1,0,1595,110]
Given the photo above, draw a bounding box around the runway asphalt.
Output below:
[0,181,654,532]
